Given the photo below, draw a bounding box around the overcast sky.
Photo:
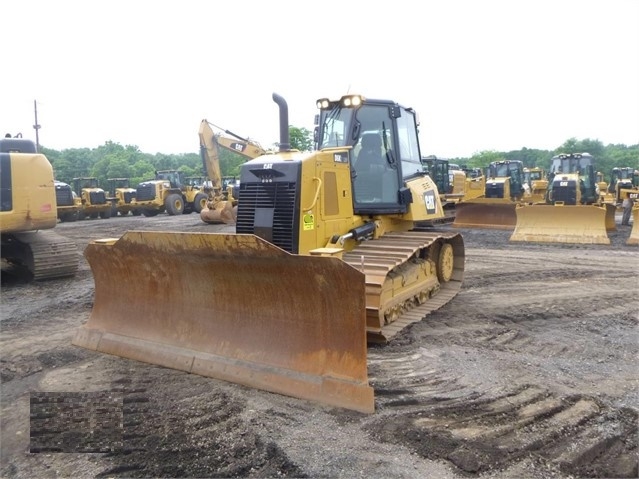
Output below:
[2,0,638,158]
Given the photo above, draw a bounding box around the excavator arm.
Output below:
[198,120,268,224]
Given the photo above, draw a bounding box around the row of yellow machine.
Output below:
[52,122,265,223]
[442,154,639,246]
[1,93,637,414]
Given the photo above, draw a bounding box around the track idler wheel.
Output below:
[437,243,454,282]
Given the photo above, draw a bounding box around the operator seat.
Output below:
[357,134,384,171]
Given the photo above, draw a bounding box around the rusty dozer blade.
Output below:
[453,198,518,230]
[510,203,610,245]
[627,206,639,246]
[73,231,374,413]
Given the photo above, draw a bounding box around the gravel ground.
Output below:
[1,212,637,479]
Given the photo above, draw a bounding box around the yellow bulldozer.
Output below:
[420,155,465,222]
[198,120,268,224]
[510,152,616,245]
[73,93,465,414]
[1,136,78,280]
[522,166,548,203]
[453,159,525,229]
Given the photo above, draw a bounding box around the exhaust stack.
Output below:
[272,93,290,151]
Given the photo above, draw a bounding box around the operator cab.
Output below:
[315,95,424,215]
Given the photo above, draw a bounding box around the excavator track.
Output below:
[342,229,464,343]
[6,230,79,280]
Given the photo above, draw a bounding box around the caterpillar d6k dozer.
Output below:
[510,152,616,245]
[452,160,525,229]
[1,136,79,280]
[73,93,465,414]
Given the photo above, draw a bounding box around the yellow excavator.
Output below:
[198,120,268,224]
[73,93,465,414]
[1,135,78,280]
[511,152,616,245]
[453,159,525,229]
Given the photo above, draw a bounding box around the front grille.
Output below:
[89,191,107,205]
[55,186,74,206]
[137,183,156,201]
[552,181,577,205]
[236,182,298,253]
[123,191,136,203]
[485,182,505,198]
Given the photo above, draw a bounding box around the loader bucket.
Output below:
[627,206,639,246]
[200,201,237,224]
[510,204,610,245]
[453,199,518,230]
[73,231,374,413]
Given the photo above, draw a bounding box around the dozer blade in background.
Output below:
[603,202,617,232]
[452,199,518,230]
[73,231,374,413]
[510,204,610,245]
[627,206,639,246]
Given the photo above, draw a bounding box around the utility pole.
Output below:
[33,100,41,152]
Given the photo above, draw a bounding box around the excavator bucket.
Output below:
[73,231,374,413]
[453,199,518,229]
[510,203,611,245]
[627,206,639,246]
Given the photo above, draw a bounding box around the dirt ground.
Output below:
[1,212,637,479]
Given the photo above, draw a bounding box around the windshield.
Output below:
[317,107,354,148]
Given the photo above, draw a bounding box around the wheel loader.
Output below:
[105,178,140,217]
[133,170,209,216]
[453,159,525,229]
[55,180,82,222]
[1,136,78,280]
[73,93,465,414]
[510,152,616,245]
[72,177,112,219]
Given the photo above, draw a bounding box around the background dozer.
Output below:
[510,152,616,245]
[453,159,525,229]
[522,166,548,203]
[198,120,268,224]
[421,155,465,221]
[1,136,78,280]
[73,93,465,414]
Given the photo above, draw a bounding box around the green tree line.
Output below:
[43,129,636,190]
[44,126,314,189]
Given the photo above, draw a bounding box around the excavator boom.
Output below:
[198,120,267,225]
